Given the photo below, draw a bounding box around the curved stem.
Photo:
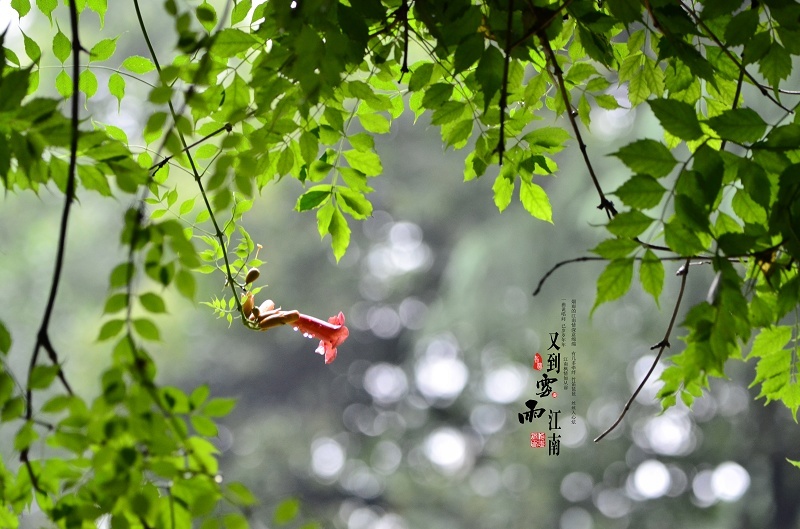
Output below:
[594,258,692,442]
[538,34,616,219]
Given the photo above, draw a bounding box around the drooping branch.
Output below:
[593,258,692,442]
[22,0,84,493]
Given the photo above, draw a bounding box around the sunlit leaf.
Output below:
[592,259,634,314]
[613,139,677,177]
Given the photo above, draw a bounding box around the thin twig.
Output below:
[132,0,243,317]
[510,0,573,50]
[149,123,232,172]
[532,256,606,296]
[533,255,714,296]
[594,258,692,442]
[495,0,514,165]
[400,0,410,77]
[538,34,617,218]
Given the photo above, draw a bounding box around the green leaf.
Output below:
[277,147,294,176]
[421,83,453,109]
[316,203,335,238]
[224,513,249,529]
[592,259,634,314]
[14,421,38,451]
[758,42,792,87]
[647,99,703,141]
[190,385,210,409]
[2,397,24,422]
[28,365,59,390]
[343,150,382,176]
[299,131,318,164]
[606,0,641,25]
[639,249,664,306]
[613,174,666,209]
[524,127,571,153]
[591,237,640,259]
[88,0,108,26]
[295,186,332,211]
[179,197,196,215]
[121,55,156,74]
[103,293,129,314]
[409,62,434,92]
[140,292,167,313]
[431,101,467,126]
[664,220,707,255]
[212,28,258,57]
[454,34,485,73]
[21,31,41,64]
[0,321,10,355]
[191,415,218,437]
[11,0,31,17]
[52,29,71,64]
[197,1,217,32]
[231,0,252,25]
[492,172,514,212]
[36,0,57,21]
[519,180,553,223]
[747,325,792,360]
[108,73,125,110]
[442,119,474,148]
[109,263,134,288]
[348,133,374,153]
[732,189,767,224]
[329,207,351,261]
[79,69,98,99]
[204,397,237,417]
[757,124,800,151]
[176,269,197,300]
[226,482,258,507]
[606,210,653,237]
[613,139,677,178]
[594,93,620,110]
[336,188,373,219]
[97,319,124,341]
[274,498,300,526]
[475,46,504,111]
[707,108,767,144]
[89,37,117,62]
[358,113,390,134]
[133,318,161,341]
[725,9,759,46]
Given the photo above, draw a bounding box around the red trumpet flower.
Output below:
[293,312,349,364]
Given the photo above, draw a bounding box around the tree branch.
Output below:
[494,0,514,165]
[537,34,617,218]
[22,0,84,492]
[593,258,692,442]
[149,123,233,172]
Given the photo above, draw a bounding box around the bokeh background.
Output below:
[2,2,800,528]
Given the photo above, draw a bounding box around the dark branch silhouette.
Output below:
[594,258,692,442]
